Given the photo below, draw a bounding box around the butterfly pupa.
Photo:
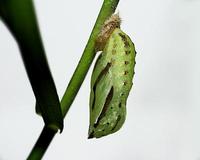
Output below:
[88,14,136,138]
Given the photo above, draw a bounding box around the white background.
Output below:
[0,0,200,159]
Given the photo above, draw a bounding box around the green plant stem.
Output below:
[27,0,120,159]
[0,0,63,131]
[26,127,57,160]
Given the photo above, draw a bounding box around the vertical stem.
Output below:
[60,0,120,117]
[27,0,120,159]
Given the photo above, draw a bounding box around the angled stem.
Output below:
[0,0,63,131]
[27,0,120,159]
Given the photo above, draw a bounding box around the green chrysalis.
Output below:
[88,15,136,138]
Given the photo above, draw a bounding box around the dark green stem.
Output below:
[27,0,120,159]
[26,127,57,160]
[0,0,63,131]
